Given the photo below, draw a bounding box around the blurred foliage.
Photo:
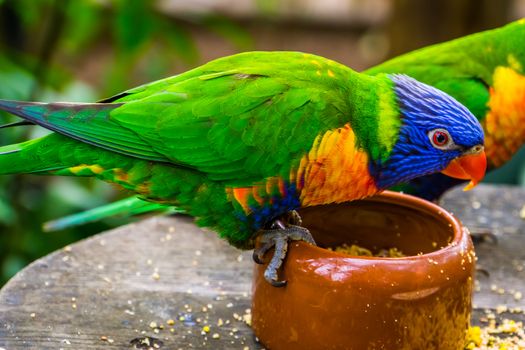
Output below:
[0,0,252,286]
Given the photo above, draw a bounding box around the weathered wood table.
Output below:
[1,184,525,349]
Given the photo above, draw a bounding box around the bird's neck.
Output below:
[293,75,403,206]
[345,74,402,165]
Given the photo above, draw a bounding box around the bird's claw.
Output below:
[253,222,315,287]
[253,241,273,264]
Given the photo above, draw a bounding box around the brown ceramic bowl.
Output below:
[251,191,475,350]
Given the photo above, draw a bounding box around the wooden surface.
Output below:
[0,217,256,349]
[1,183,525,349]
[439,184,525,335]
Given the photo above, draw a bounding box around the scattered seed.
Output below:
[496,305,508,314]
[243,313,252,326]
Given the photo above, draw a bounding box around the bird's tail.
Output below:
[0,133,77,175]
[44,196,178,231]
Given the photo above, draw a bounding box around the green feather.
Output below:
[366,19,525,122]
[0,51,409,247]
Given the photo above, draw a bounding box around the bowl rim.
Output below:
[294,190,467,262]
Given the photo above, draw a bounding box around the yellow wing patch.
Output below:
[484,66,525,167]
[68,164,104,175]
[297,124,378,206]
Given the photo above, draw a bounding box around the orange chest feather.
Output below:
[484,66,525,167]
[296,124,378,206]
[227,124,379,215]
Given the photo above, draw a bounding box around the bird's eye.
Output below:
[433,131,448,145]
[428,129,453,149]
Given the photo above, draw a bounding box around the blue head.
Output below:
[372,74,486,190]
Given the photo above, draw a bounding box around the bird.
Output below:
[0,51,486,286]
[44,20,525,230]
[366,18,525,201]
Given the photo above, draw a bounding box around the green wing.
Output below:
[0,52,355,185]
[0,101,168,161]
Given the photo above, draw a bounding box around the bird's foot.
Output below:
[253,212,315,287]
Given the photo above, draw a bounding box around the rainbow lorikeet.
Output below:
[0,51,486,286]
[46,19,525,230]
[367,18,525,200]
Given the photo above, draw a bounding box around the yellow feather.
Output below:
[298,124,378,206]
[484,66,525,167]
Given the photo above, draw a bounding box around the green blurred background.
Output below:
[0,0,524,286]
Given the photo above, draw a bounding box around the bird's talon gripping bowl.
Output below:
[253,242,274,265]
[254,221,316,287]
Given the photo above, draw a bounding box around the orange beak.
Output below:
[441,148,487,191]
